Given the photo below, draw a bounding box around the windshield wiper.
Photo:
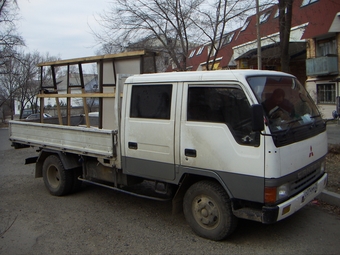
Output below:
[285,117,302,125]
[261,118,301,137]
[280,117,303,136]
[309,114,326,128]
[310,114,321,119]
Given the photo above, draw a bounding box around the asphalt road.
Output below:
[1,128,340,254]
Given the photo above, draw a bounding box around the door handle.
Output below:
[185,149,197,157]
[128,142,138,150]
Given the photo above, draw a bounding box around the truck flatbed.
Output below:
[9,121,116,159]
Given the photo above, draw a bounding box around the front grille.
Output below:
[290,160,323,195]
[291,169,318,191]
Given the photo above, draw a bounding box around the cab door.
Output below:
[122,83,177,181]
[179,83,265,203]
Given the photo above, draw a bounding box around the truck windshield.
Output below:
[247,76,324,140]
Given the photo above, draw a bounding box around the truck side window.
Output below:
[130,85,172,119]
[187,86,259,146]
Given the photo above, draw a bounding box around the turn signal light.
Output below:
[265,187,277,204]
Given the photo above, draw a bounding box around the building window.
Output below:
[130,85,172,119]
[208,43,219,56]
[196,46,205,55]
[301,0,318,7]
[316,38,337,57]
[260,11,271,24]
[274,7,287,18]
[317,84,335,104]
[164,57,169,66]
[241,20,250,31]
[223,32,235,45]
[189,50,196,58]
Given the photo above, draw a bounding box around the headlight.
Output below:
[265,183,290,204]
[277,184,290,200]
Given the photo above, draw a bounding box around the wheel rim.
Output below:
[192,195,220,230]
[46,165,60,189]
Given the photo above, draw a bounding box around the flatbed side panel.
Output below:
[9,121,115,158]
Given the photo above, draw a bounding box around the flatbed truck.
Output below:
[9,51,328,240]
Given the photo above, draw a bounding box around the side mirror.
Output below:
[251,104,264,132]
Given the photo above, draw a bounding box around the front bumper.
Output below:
[262,173,328,224]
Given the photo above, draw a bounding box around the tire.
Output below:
[183,180,237,241]
[42,155,73,196]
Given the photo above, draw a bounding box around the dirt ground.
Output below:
[309,144,340,216]
[325,144,340,194]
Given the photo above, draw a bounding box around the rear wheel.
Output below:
[183,180,237,241]
[42,155,73,196]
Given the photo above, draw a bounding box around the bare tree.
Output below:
[0,56,20,119]
[16,52,42,118]
[0,52,59,119]
[278,0,293,73]
[193,0,253,70]
[94,0,261,71]
[0,0,24,120]
[0,0,24,73]
[94,0,205,71]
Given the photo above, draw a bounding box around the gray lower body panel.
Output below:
[122,156,175,181]
[122,156,264,203]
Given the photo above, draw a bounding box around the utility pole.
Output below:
[256,0,262,70]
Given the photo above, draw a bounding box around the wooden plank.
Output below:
[37,50,146,67]
[40,96,44,124]
[37,93,120,98]
[67,65,71,126]
[78,63,90,128]
[82,89,90,128]
[56,98,63,125]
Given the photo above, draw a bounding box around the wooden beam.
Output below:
[56,98,63,125]
[37,50,147,67]
[67,65,71,126]
[37,93,120,98]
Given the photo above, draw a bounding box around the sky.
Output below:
[18,0,110,60]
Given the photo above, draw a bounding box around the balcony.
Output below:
[306,55,338,76]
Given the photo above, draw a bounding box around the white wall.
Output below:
[306,79,338,119]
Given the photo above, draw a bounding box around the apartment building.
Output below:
[170,0,340,118]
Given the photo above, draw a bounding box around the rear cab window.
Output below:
[130,84,172,119]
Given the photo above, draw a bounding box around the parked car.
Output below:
[26,113,52,120]
[22,109,33,119]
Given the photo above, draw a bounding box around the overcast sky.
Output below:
[18,0,109,60]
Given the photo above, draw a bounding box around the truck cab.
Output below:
[121,70,327,238]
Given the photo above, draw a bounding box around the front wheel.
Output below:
[42,155,73,196]
[183,180,237,241]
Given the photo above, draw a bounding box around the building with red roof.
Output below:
[167,0,340,117]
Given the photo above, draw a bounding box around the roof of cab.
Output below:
[125,70,295,84]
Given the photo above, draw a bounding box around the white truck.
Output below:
[9,51,328,241]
